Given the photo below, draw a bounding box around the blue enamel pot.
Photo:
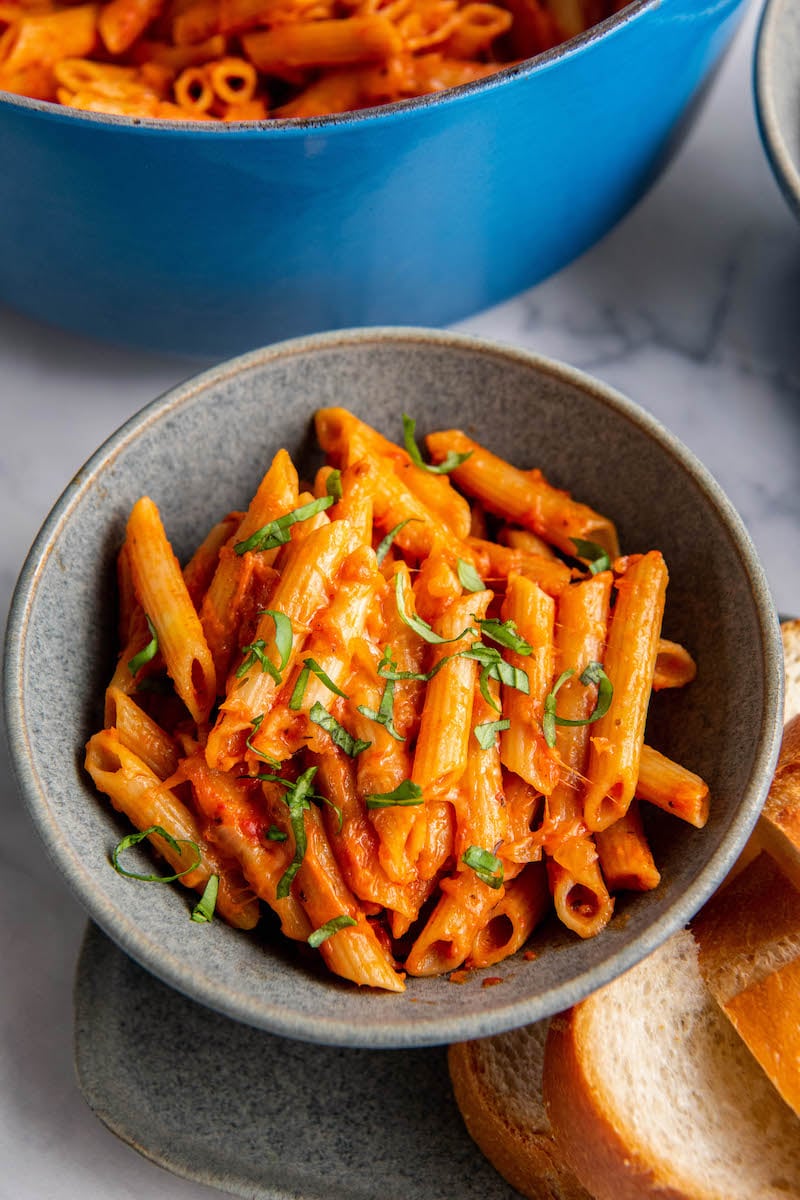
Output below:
[0,0,747,357]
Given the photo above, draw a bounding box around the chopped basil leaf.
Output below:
[325,469,343,501]
[290,657,349,711]
[308,914,357,948]
[127,615,158,675]
[266,825,288,842]
[111,825,201,882]
[376,644,454,683]
[542,662,613,748]
[462,844,504,889]
[474,719,510,750]
[190,874,219,923]
[276,766,317,899]
[356,670,404,742]
[571,538,611,575]
[365,780,424,808]
[245,714,283,767]
[309,702,371,757]
[258,609,293,674]
[375,518,419,566]
[236,639,281,683]
[457,558,484,593]
[394,572,473,645]
[477,617,533,656]
[234,496,334,555]
[462,644,530,712]
[402,414,473,475]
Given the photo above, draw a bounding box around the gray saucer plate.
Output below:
[74,922,521,1200]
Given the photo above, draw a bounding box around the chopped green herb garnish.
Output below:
[457,558,484,593]
[395,573,473,645]
[375,518,419,566]
[234,496,334,555]
[365,780,424,808]
[571,538,611,575]
[474,719,510,750]
[245,714,283,767]
[276,766,318,899]
[402,414,473,475]
[309,702,371,757]
[236,640,280,683]
[258,609,293,675]
[477,617,533,656]
[266,825,288,842]
[111,825,201,882]
[308,914,358,948]
[356,670,404,742]
[289,658,349,711]
[127,615,158,675]
[462,643,530,712]
[462,845,504,889]
[325,470,343,501]
[190,875,219,923]
[542,661,613,748]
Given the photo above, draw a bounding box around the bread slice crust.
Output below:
[448,1029,590,1200]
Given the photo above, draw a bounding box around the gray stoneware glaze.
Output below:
[75,922,522,1199]
[5,328,784,1048]
[755,0,800,220]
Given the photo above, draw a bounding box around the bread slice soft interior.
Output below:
[448,1023,590,1200]
[782,619,800,724]
[542,930,800,1200]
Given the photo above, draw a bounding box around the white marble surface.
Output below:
[1,2,799,1195]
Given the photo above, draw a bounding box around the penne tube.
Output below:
[465,536,571,596]
[652,637,697,691]
[405,867,503,976]
[441,1,511,58]
[126,496,217,724]
[200,449,298,682]
[595,801,661,892]
[295,805,405,991]
[582,551,668,831]
[637,743,710,828]
[98,0,163,53]
[498,527,557,559]
[467,861,549,968]
[243,15,400,71]
[313,750,420,917]
[130,34,227,69]
[174,63,215,111]
[207,518,358,769]
[315,406,471,539]
[412,590,492,796]
[84,730,260,929]
[206,54,257,103]
[105,686,180,780]
[183,511,244,611]
[455,683,510,859]
[180,750,311,939]
[499,575,560,795]
[425,429,619,557]
[548,836,614,938]
[0,4,97,70]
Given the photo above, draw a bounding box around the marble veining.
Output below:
[1,2,799,1197]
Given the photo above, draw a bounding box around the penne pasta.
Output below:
[84,408,705,990]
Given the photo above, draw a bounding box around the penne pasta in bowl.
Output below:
[4,328,783,1046]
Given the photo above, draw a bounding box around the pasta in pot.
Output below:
[1,0,629,119]
[84,406,707,991]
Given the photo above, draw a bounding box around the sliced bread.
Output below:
[783,619,800,723]
[448,1023,590,1200]
[542,930,800,1200]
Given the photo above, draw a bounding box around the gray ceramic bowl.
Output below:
[4,328,783,1048]
[755,0,800,219]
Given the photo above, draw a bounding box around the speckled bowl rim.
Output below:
[754,0,800,219]
[0,0,655,133]
[4,327,784,1047]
